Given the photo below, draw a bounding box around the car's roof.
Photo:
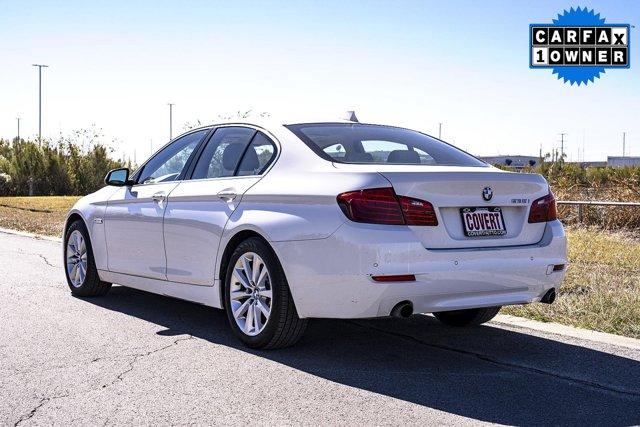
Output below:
[196,112,379,130]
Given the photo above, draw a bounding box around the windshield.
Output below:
[287,123,487,167]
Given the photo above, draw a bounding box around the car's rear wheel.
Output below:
[64,220,111,297]
[223,237,307,349]
[433,306,501,327]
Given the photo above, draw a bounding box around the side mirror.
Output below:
[105,168,133,186]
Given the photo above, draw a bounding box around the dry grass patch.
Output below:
[0,196,79,237]
[504,227,640,338]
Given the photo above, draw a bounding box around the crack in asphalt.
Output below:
[102,335,194,388]
[13,393,70,426]
[348,320,640,399]
[13,249,59,269]
[11,336,193,425]
[37,253,58,268]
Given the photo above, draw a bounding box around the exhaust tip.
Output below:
[541,288,556,304]
[390,301,414,318]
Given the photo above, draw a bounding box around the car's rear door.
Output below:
[104,129,208,279]
[163,127,277,285]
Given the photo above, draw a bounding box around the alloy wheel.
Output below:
[66,230,88,288]
[229,252,273,336]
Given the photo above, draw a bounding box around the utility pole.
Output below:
[16,117,21,142]
[623,132,626,157]
[32,64,49,145]
[558,132,567,159]
[168,103,174,140]
[438,122,442,139]
[539,144,542,162]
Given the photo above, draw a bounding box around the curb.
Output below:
[0,226,62,242]
[493,314,640,351]
[1,226,639,351]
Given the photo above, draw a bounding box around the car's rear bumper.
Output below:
[272,220,567,319]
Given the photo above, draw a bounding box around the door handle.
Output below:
[217,189,237,201]
[152,192,166,202]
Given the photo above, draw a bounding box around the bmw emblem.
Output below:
[482,187,493,201]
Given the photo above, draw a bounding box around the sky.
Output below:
[1,0,639,162]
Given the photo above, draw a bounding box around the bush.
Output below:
[0,173,11,194]
[0,129,127,197]
[503,160,640,230]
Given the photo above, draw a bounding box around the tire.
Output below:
[64,220,111,297]
[433,306,501,327]
[223,237,307,349]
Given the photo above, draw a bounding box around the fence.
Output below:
[557,200,640,223]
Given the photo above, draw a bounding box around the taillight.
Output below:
[337,188,405,225]
[337,188,438,226]
[528,192,558,223]
[398,196,438,226]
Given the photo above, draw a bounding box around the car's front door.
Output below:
[104,129,208,279]
[163,127,277,285]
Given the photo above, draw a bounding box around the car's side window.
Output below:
[236,132,277,176]
[191,127,256,180]
[137,130,207,184]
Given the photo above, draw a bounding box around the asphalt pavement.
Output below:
[1,231,639,426]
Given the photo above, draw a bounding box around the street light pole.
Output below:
[438,122,442,139]
[168,103,174,140]
[16,117,21,142]
[32,64,49,145]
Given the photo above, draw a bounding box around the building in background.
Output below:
[573,161,608,168]
[607,156,640,167]
[479,155,640,169]
[479,155,540,169]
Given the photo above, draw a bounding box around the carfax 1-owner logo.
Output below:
[530,7,631,85]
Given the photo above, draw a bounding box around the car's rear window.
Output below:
[286,123,486,167]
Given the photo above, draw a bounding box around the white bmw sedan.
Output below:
[63,118,567,348]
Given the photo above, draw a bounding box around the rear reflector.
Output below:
[371,274,416,282]
[546,264,566,275]
[528,192,558,223]
[337,187,437,226]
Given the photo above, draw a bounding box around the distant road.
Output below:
[1,232,639,426]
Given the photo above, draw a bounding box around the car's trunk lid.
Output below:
[334,164,549,249]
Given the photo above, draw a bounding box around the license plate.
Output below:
[460,207,507,237]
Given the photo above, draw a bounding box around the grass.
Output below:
[0,196,80,237]
[0,196,638,339]
[504,227,640,339]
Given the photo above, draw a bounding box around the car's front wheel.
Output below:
[64,220,111,297]
[433,306,501,327]
[223,237,307,349]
